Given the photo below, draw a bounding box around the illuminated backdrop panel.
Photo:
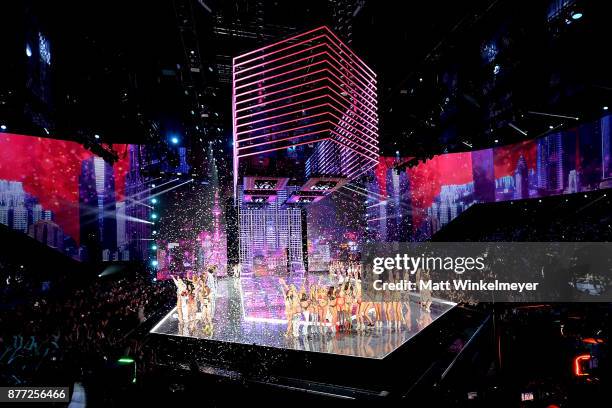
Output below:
[370,114,612,240]
[306,113,612,268]
[0,133,151,261]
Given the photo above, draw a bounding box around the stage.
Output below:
[150,276,456,359]
[146,276,491,400]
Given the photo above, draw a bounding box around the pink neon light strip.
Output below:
[331,116,378,145]
[237,119,379,155]
[331,128,379,154]
[234,59,326,91]
[237,121,379,160]
[237,136,331,158]
[328,152,377,178]
[235,63,376,108]
[236,84,378,127]
[330,130,379,157]
[317,26,376,78]
[235,94,327,122]
[235,76,330,107]
[337,159,373,179]
[321,94,379,134]
[235,67,329,98]
[237,109,377,147]
[235,47,377,105]
[236,74,377,119]
[236,101,377,139]
[234,48,376,100]
[234,61,376,109]
[340,158,376,180]
[236,103,329,130]
[322,90,378,130]
[232,62,239,200]
[233,27,327,62]
[236,119,330,144]
[236,61,378,112]
[234,50,331,85]
[235,39,376,93]
[332,124,379,152]
[235,37,329,75]
[234,85,328,114]
[235,97,376,142]
[234,26,376,80]
[236,111,329,136]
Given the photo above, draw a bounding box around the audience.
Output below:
[0,268,172,387]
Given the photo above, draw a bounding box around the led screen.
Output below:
[307,114,612,267]
[380,114,611,239]
[0,133,150,261]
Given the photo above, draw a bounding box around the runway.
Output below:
[150,275,456,359]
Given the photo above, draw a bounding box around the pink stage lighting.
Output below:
[232,26,379,196]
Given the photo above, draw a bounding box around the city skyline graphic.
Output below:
[1,113,610,265]
[0,133,151,261]
[369,114,611,239]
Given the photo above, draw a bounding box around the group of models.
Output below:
[169,261,435,340]
[279,272,421,338]
[171,265,217,333]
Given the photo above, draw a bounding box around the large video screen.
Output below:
[374,114,611,240]
[0,133,151,261]
[307,114,611,267]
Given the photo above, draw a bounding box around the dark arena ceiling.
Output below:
[1,0,610,166]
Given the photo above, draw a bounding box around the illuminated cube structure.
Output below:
[231,26,378,273]
[232,25,379,202]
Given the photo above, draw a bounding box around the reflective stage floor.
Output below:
[150,276,456,359]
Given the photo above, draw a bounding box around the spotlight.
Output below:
[151,213,158,219]
[94,134,100,139]
[494,139,499,143]
[152,244,158,250]
[549,125,554,129]
[170,136,179,145]
[151,260,158,267]
[26,44,32,57]
[571,11,583,20]
[604,106,609,111]
[151,198,158,204]
[0,124,6,131]
[509,122,528,136]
